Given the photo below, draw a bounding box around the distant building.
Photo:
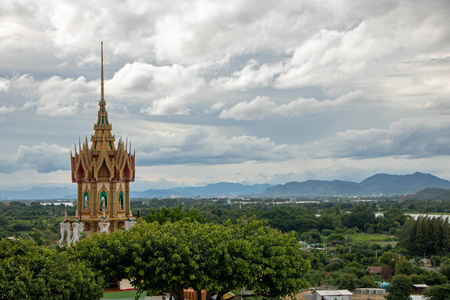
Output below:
[312,290,352,300]
[354,288,386,295]
[367,266,383,275]
[412,284,429,294]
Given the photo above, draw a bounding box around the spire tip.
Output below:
[101,42,104,103]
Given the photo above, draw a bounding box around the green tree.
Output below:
[69,229,133,283]
[422,284,450,300]
[306,269,325,286]
[238,219,310,298]
[337,273,358,290]
[144,205,205,224]
[400,216,450,257]
[308,249,330,269]
[408,274,425,284]
[396,261,424,276]
[425,271,448,286]
[380,251,396,270]
[359,275,378,288]
[96,219,310,300]
[440,264,450,280]
[431,255,442,267]
[0,238,105,300]
[342,266,368,279]
[384,208,408,226]
[341,204,375,231]
[263,205,319,233]
[386,274,412,300]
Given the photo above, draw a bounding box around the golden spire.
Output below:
[101,41,104,102]
[91,41,115,151]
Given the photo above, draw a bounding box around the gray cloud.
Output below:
[0,143,70,173]
[311,117,450,159]
[134,126,292,166]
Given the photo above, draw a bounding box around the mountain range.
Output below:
[1,172,449,200]
[262,172,450,197]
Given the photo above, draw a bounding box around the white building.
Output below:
[312,290,352,300]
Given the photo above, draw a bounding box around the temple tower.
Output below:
[70,42,135,236]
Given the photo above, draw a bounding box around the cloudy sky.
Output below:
[1,0,450,191]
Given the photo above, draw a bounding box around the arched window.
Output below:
[83,192,89,211]
[118,191,124,210]
[99,192,108,211]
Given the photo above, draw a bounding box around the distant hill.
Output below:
[359,172,450,195]
[261,172,450,197]
[0,183,272,200]
[261,180,363,197]
[407,187,450,201]
[132,182,272,198]
[2,172,450,200]
[0,187,76,200]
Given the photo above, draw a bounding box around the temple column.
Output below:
[110,181,116,218]
[125,181,130,216]
[111,220,118,232]
[77,184,83,216]
[92,181,98,219]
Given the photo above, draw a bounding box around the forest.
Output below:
[1,196,449,299]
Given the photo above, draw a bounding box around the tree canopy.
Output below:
[422,284,450,300]
[143,204,205,224]
[0,238,105,300]
[400,216,450,256]
[71,218,310,300]
[386,274,412,300]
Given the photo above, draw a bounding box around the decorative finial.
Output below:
[74,210,80,222]
[101,41,104,103]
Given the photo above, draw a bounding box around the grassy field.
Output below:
[351,233,397,243]
[102,290,147,299]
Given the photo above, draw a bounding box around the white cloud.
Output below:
[273,3,450,96]
[134,126,292,165]
[274,24,386,91]
[219,96,276,120]
[204,102,225,114]
[0,143,70,173]
[0,106,17,114]
[219,91,371,120]
[0,78,10,91]
[23,76,97,116]
[210,59,282,91]
[106,62,206,115]
[152,0,274,64]
[107,63,204,96]
[140,95,192,116]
